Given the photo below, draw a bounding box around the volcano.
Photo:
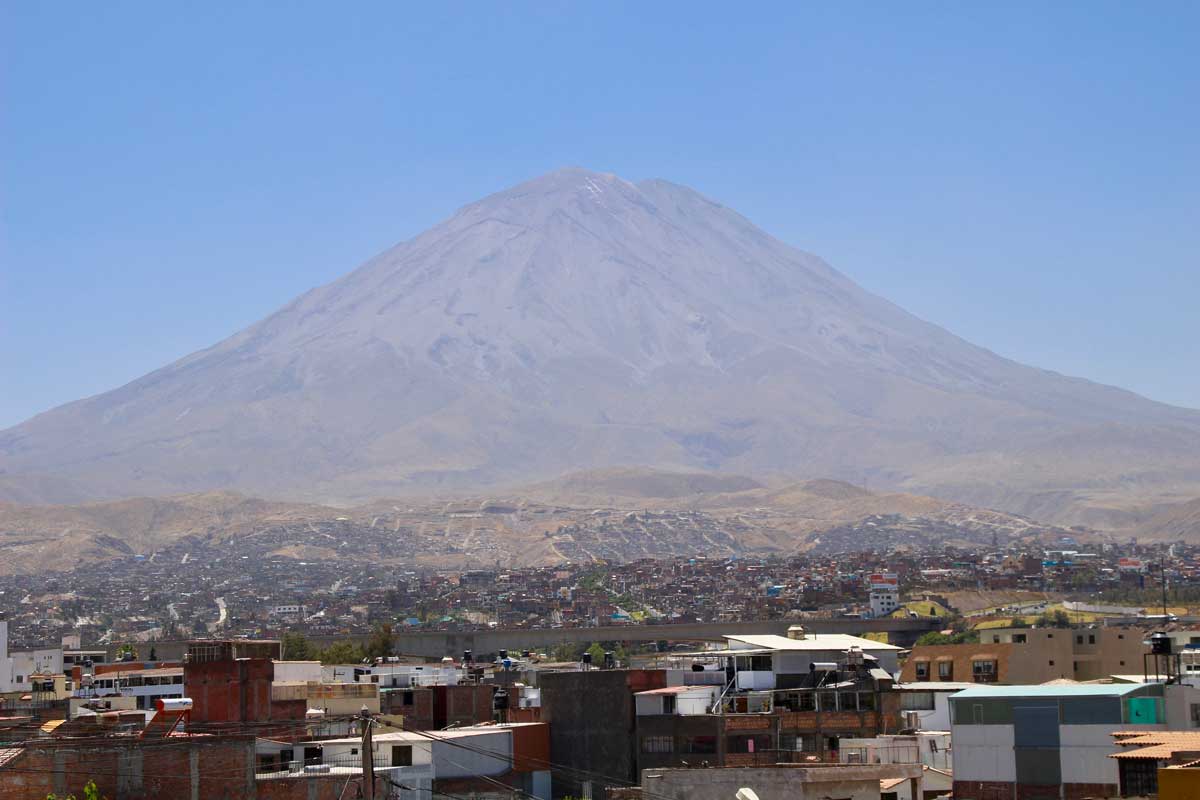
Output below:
[4,167,1198,523]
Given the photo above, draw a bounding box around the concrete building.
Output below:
[869,573,901,619]
[894,682,973,732]
[258,723,552,800]
[1109,730,1200,797]
[949,682,1200,800]
[639,763,924,800]
[540,668,668,797]
[902,626,1151,684]
[78,666,184,710]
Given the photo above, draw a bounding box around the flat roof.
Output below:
[895,682,975,691]
[953,683,1150,699]
[635,686,718,696]
[725,634,902,652]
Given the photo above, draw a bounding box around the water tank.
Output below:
[1149,632,1173,655]
[581,652,592,665]
[463,650,473,664]
[493,689,509,710]
[155,697,193,712]
[498,649,508,660]
[603,651,615,669]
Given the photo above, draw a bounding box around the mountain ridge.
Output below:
[3,167,1199,524]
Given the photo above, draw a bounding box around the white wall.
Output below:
[1059,725,1122,785]
[952,724,1016,782]
[10,648,64,689]
[431,730,512,778]
[274,661,323,683]
[0,621,13,693]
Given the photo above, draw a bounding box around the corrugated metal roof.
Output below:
[952,683,1149,698]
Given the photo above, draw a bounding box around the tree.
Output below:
[281,631,313,660]
[1035,609,1072,628]
[914,630,979,646]
[319,641,366,665]
[585,642,606,664]
[115,644,137,662]
[365,623,395,660]
[46,779,105,800]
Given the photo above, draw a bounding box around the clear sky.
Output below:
[2,2,1197,429]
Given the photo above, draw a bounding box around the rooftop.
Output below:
[724,633,902,652]
[953,683,1152,699]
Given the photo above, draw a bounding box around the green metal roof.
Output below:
[952,683,1151,699]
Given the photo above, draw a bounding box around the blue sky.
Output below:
[2,1,1197,428]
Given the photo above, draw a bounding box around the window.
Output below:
[799,692,816,712]
[683,736,716,754]
[1077,635,1084,645]
[642,736,673,754]
[1089,634,1096,644]
[1047,633,1053,639]
[392,745,413,766]
[992,636,1000,643]
[971,660,997,683]
[1013,634,1027,644]
[662,695,676,714]
[901,692,935,711]
[938,661,953,680]
[1049,660,1055,666]
[858,692,876,711]
[819,691,838,711]
[914,661,930,680]
[839,692,858,711]
[1190,704,1200,728]
[402,691,414,705]
[1119,634,1124,640]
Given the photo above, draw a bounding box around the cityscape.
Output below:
[3,3,1198,799]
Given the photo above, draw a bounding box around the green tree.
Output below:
[1035,609,1072,628]
[115,644,137,661]
[319,641,366,664]
[585,642,606,664]
[281,631,313,660]
[914,630,979,646]
[46,779,106,800]
[365,623,395,660]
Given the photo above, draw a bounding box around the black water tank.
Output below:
[1150,632,1173,655]
[582,651,592,665]
[463,650,473,664]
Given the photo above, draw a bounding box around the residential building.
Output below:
[1110,730,1200,797]
[950,682,1200,800]
[901,626,1151,684]
[638,763,925,800]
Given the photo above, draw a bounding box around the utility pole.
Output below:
[1162,558,1169,618]
[360,705,375,800]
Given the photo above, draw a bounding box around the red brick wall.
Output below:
[0,736,255,800]
[510,723,550,773]
[258,776,376,800]
[186,658,304,725]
